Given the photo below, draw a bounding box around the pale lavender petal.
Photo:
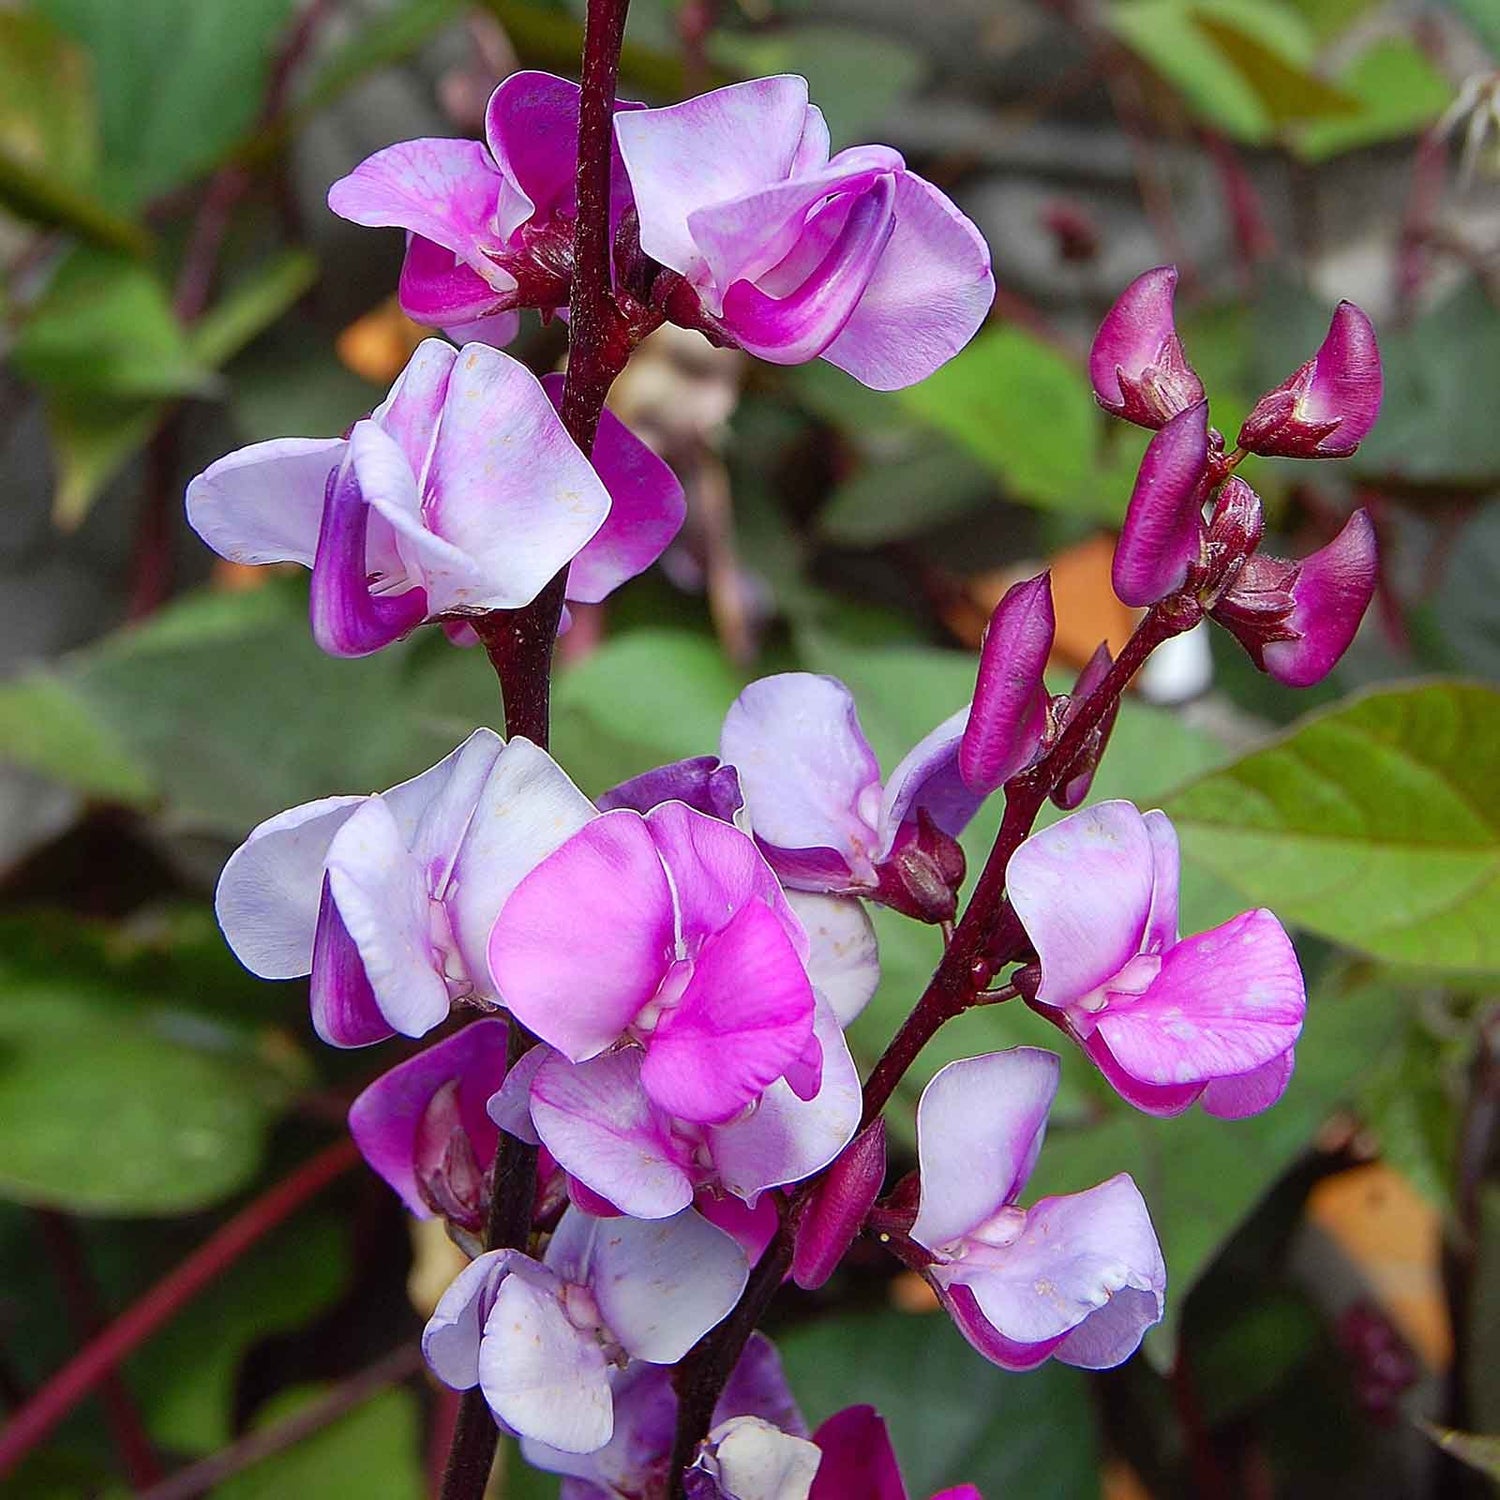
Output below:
[1200,1049,1295,1119]
[937,1280,1065,1371]
[615,76,819,282]
[959,571,1054,795]
[820,170,996,392]
[598,756,745,824]
[1140,808,1180,953]
[521,1361,676,1491]
[809,1406,907,1500]
[328,137,503,271]
[325,796,452,1039]
[695,1191,781,1265]
[215,795,364,978]
[783,891,879,1027]
[791,1117,884,1291]
[489,809,674,1060]
[185,436,343,569]
[1112,399,1209,608]
[485,1040,548,1145]
[422,1248,512,1389]
[641,901,816,1124]
[369,338,456,476]
[530,1049,695,1219]
[707,1416,821,1499]
[1095,909,1304,1088]
[578,1209,749,1363]
[309,878,396,1048]
[877,704,983,858]
[390,727,505,886]
[911,1049,1058,1251]
[480,1266,613,1453]
[447,735,598,1000]
[348,1017,509,1216]
[721,673,882,883]
[1005,801,1156,1009]
[955,1174,1164,1360]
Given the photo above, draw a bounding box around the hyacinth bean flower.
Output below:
[489,801,822,1125]
[1112,399,1211,608]
[1206,481,1378,688]
[424,1206,748,1453]
[1088,265,1205,428]
[348,1016,509,1229]
[613,75,994,390]
[521,1333,807,1498]
[809,1405,981,1500]
[913,1049,1166,1370]
[957,571,1055,795]
[1008,800,1306,1117]
[328,71,639,339]
[1238,301,1382,459]
[186,341,684,658]
[720,673,983,923]
[684,1418,822,1500]
[216,729,595,1047]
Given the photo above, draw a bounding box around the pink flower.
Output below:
[810,1405,981,1500]
[912,1049,1165,1370]
[1088,266,1204,428]
[423,1206,748,1454]
[1238,301,1382,459]
[215,730,595,1047]
[488,802,822,1125]
[328,71,639,340]
[186,341,684,657]
[1007,801,1306,1117]
[614,76,993,390]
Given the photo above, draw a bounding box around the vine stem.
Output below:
[666,604,1183,1488]
[439,3,634,1496]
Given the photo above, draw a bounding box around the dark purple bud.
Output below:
[598,755,744,823]
[1238,302,1381,459]
[1113,399,1211,608]
[873,811,966,924]
[1050,642,1120,811]
[1212,510,1376,687]
[1089,266,1206,428]
[1206,475,1265,570]
[792,1119,887,1290]
[959,572,1054,795]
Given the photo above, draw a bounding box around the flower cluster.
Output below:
[187,48,1383,1495]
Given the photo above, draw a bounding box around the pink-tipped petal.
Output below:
[1095,909,1305,1089]
[792,1118,885,1290]
[912,1050,1059,1251]
[1006,801,1157,1009]
[1200,1048,1295,1119]
[959,571,1055,794]
[309,878,397,1048]
[809,1406,907,1500]
[1260,510,1377,688]
[1088,266,1203,427]
[489,810,674,1060]
[641,901,817,1124]
[1112,400,1210,608]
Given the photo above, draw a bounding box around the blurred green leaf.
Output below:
[818,438,995,546]
[41,391,162,530]
[36,0,296,207]
[209,1384,424,1500]
[1446,0,1500,57]
[779,1308,1099,1497]
[1166,681,1500,974]
[1192,1291,1319,1424]
[0,671,153,803]
[1295,38,1451,160]
[190,250,319,369]
[133,1215,350,1452]
[1193,10,1358,124]
[0,954,288,1214]
[900,328,1119,520]
[1419,1422,1500,1482]
[228,322,384,443]
[0,8,95,183]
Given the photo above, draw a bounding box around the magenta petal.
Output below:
[809,1406,908,1500]
[489,810,674,1060]
[1079,1031,1205,1118]
[348,1017,509,1217]
[1260,510,1377,688]
[1088,265,1203,427]
[1006,801,1157,1009]
[792,1118,885,1291]
[598,756,745,824]
[484,70,585,231]
[912,1050,1058,1251]
[959,571,1055,794]
[1113,399,1209,608]
[1096,909,1305,1089]
[1200,1049,1295,1119]
[309,877,396,1048]
[641,902,816,1124]
[936,1280,1065,1372]
[529,1049,695,1219]
[398,236,513,329]
[821,170,996,392]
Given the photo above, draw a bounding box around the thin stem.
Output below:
[0,1141,357,1479]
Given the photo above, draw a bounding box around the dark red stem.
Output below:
[0,1141,357,1479]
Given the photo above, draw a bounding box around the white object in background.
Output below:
[1137,621,1214,705]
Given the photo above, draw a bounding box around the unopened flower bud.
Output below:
[1113,399,1211,608]
[1238,301,1381,459]
[1050,642,1120,811]
[792,1119,887,1290]
[1089,266,1205,428]
[959,572,1054,794]
[873,811,966,924]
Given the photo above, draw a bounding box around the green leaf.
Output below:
[0,671,153,803]
[0,958,287,1215]
[209,1384,424,1500]
[779,1308,1099,1497]
[1294,37,1451,160]
[817,438,995,546]
[900,327,1118,519]
[190,251,320,370]
[1446,0,1500,57]
[41,391,163,529]
[1165,681,1500,974]
[0,9,96,184]
[1192,12,1358,125]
